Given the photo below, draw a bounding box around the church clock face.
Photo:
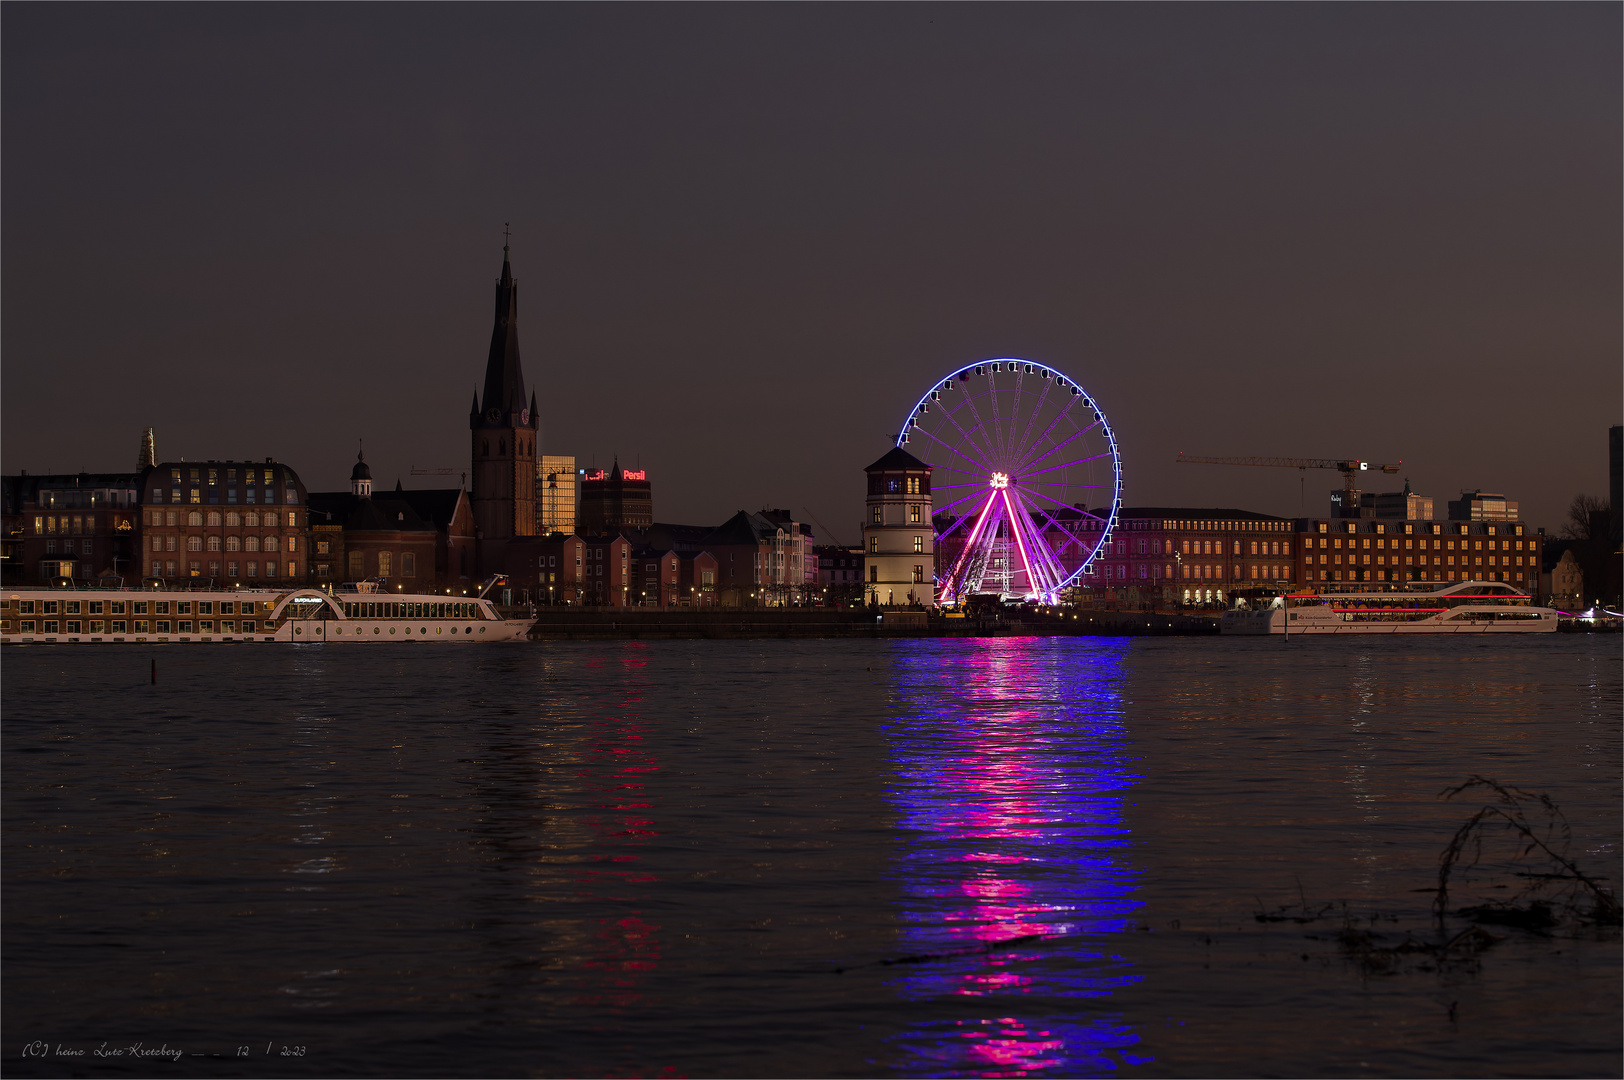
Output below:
[520,409,530,425]
[485,408,501,423]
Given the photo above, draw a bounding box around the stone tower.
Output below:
[861,446,935,607]
[469,240,539,543]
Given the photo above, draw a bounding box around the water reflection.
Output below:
[567,645,663,1011]
[885,638,1147,1077]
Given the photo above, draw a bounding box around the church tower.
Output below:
[470,238,539,542]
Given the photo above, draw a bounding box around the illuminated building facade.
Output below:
[862,447,934,607]
[137,460,308,585]
[537,455,577,535]
[1295,517,1541,592]
[578,459,653,533]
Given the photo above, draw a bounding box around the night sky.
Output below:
[4,4,1617,538]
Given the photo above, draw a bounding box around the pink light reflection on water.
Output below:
[887,638,1145,1075]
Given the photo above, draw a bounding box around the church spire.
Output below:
[479,232,530,425]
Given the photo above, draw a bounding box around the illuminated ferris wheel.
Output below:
[899,358,1122,605]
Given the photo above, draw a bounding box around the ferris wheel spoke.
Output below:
[934,400,1001,471]
[1000,489,1057,598]
[1010,489,1078,591]
[956,387,1000,465]
[1010,394,1085,475]
[1015,452,1113,483]
[934,484,994,523]
[1017,482,1113,525]
[909,423,997,476]
[1015,417,1102,477]
[1008,376,1054,469]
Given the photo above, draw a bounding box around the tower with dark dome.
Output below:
[350,446,372,499]
[469,237,539,543]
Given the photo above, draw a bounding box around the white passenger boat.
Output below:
[0,578,534,644]
[1221,581,1558,635]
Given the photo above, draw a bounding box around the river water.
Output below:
[4,636,1619,1077]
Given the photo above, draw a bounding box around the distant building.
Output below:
[307,451,476,590]
[2,471,143,584]
[1447,491,1519,522]
[137,460,309,585]
[1545,546,1584,611]
[862,447,934,607]
[537,455,577,535]
[1370,481,1433,521]
[579,459,653,533]
[1296,516,1539,593]
[815,544,866,606]
[469,241,539,546]
[1068,508,1296,608]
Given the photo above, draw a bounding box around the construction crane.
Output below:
[409,466,467,488]
[1175,454,1403,517]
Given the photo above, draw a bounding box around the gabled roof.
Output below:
[391,488,467,529]
[865,446,930,472]
[306,491,436,533]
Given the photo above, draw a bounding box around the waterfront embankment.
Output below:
[520,607,1219,639]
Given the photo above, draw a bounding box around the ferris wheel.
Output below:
[899,358,1121,605]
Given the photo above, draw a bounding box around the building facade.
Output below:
[2,471,143,584]
[1295,516,1541,592]
[137,460,309,584]
[579,460,653,533]
[537,455,577,535]
[1069,507,1297,607]
[861,447,934,607]
[470,243,539,546]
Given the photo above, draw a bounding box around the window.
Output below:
[912,535,924,553]
[166,511,177,526]
[207,511,221,526]
[349,551,364,576]
[869,565,878,583]
[226,512,241,527]
[378,552,393,576]
[264,536,279,553]
[909,505,921,524]
[402,552,416,576]
[287,536,296,552]
[245,512,259,527]
[227,562,239,577]
[165,535,177,552]
[226,536,241,552]
[186,536,202,551]
[244,537,260,552]
[912,565,925,583]
[869,536,878,553]
[872,506,882,523]
[188,511,203,526]
[207,536,221,551]
[246,561,258,577]
[152,535,163,552]
[287,561,296,578]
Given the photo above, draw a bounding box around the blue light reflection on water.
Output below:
[884,638,1149,1077]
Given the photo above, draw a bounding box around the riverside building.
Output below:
[137,460,308,585]
[862,447,934,607]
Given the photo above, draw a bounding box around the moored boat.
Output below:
[0,577,534,644]
[1221,580,1558,635]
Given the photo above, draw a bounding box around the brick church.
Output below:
[469,239,540,558]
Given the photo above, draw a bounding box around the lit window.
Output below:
[913,535,924,553]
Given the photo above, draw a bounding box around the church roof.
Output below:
[307,491,436,533]
[478,244,532,425]
[865,446,930,472]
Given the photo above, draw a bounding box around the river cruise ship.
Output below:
[1221,580,1558,635]
[0,579,534,644]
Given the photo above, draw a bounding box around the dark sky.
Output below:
[4,4,1618,537]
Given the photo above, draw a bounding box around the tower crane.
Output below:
[1175,454,1403,517]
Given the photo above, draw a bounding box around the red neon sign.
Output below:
[621,469,646,480]
[584,470,605,481]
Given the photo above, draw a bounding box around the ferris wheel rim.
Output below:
[897,356,1124,600]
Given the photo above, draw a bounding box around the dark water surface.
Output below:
[4,637,1619,1077]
